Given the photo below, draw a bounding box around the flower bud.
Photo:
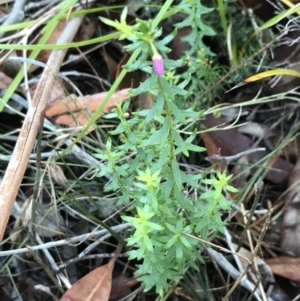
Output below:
[152,53,164,76]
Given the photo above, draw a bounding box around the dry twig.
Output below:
[0,14,84,242]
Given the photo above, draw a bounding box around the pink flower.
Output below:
[152,53,164,76]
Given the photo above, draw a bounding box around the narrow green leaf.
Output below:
[180,236,191,249]
[165,236,177,249]
[161,116,171,138]
[144,235,154,252]
[121,7,128,24]
[153,145,170,170]
[168,101,186,123]
[172,130,189,157]
[185,143,206,152]
[164,177,173,198]
[171,159,182,188]
[257,3,300,33]
[174,190,194,216]
[99,17,117,27]
[142,130,162,146]
[159,77,174,98]
[180,171,200,188]
[176,244,183,259]
[106,137,112,151]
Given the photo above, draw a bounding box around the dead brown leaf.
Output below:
[202,132,219,158]
[202,131,227,173]
[171,27,191,61]
[59,262,113,301]
[110,275,138,300]
[265,256,300,283]
[59,245,122,301]
[45,89,130,127]
[202,114,293,184]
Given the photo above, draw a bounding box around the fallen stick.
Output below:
[0,13,84,242]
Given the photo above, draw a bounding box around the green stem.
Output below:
[151,0,174,31]
[158,78,176,199]
[158,78,175,161]
[217,0,228,37]
[0,32,120,51]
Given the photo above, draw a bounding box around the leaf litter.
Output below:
[1,0,300,300]
[59,244,122,301]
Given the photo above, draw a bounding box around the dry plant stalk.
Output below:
[0,15,84,242]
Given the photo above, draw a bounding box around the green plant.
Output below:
[175,1,217,104]
[94,0,238,296]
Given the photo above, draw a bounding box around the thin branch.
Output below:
[207,248,263,301]
[206,147,266,164]
[0,14,84,242]
[0,0,27,39]
[56,252,129,272]
[0,223,131,257]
